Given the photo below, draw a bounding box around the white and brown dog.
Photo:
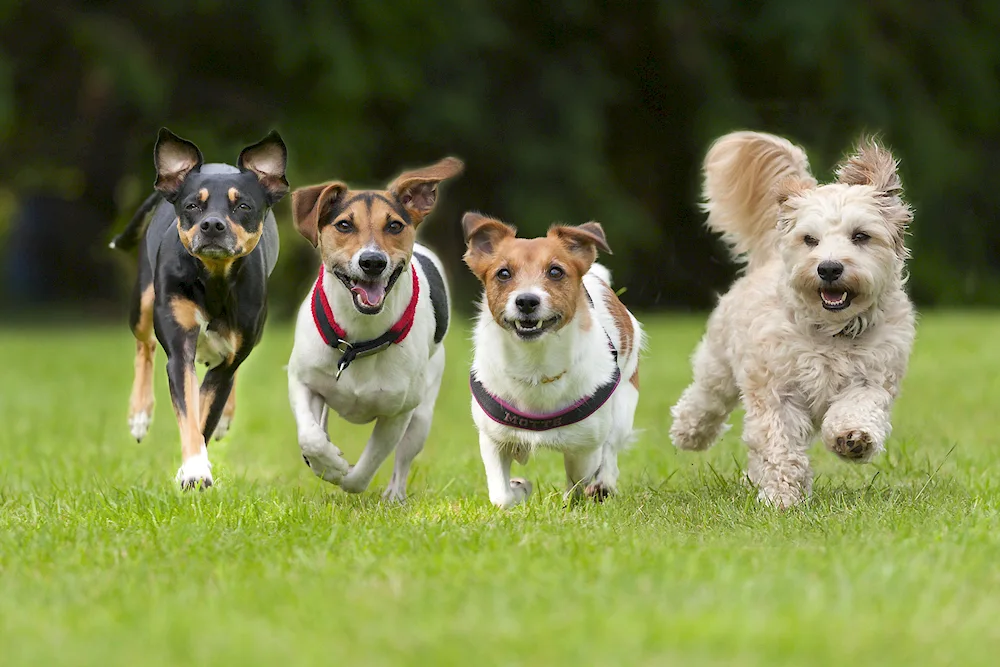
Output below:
[462,214,643,508]
[286,158,463,501]
[670,131,916,508]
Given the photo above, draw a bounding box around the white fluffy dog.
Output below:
[670,131,916,508]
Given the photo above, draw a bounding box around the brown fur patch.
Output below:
[170,296,202,330]
[225,330,243,366]
[602,282,634,362]
[198,188,209,203]
[388,157,464,225]
[228,187,240,204]
[222,372,237,422]
[128,339,156,423]
[317,193,416,274]
[228,217,263,256]
[173,368,205,461]
[176,218,196,253]
[134,284,155,341]
[629,368,640,389]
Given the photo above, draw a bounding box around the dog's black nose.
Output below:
[358,251,388,277]
[200,218,227,236]
[817,260,844,282]
[515,293,540,314]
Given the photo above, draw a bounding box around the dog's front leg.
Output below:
[289,372,349,484]
[339,412,412,494]
[821,386,894,463]
[162,329,213,489]
[480,432,532,509]
[742,392,815,508]
[563,447,604,502]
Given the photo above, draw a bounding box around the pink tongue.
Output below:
[351,282,386,307]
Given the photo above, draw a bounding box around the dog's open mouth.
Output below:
[512,316,560,340]
[819,287,853,311]
[335,265,404,314]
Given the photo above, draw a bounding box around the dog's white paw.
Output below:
[176,449,213,490]
[491,478,533,509]
[213,414,232,441]
[300,433,350,484]
[129,410,152,442]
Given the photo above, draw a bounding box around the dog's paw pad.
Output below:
[176,452,213,491]
[833,429,874,461]
[129,411,152,442]
[585,481,614,502]
[213,415,233,441]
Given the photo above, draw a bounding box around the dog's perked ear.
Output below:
[238,130,290,205]
[835,136,913,254]
[550,222,612,272]
[388,157,465,225]
[291,182,348,247]
[153,128,204,202]
[462,212,516,276]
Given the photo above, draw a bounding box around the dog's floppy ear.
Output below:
[388,157,465,226]
[462,212,515,276]
[238,130,289,205]
[836,136,913,255]
[550,222,612,272]
[154,128,203,201]
[291,182,348,247]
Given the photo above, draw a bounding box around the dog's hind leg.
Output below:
[670,337,738,452]
[212,370,237,440]
[127,283,156,442]
[564,447,605,503]
[340,412,412,495]
[383,351,444,502]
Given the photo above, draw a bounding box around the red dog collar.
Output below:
[311,264,419,379]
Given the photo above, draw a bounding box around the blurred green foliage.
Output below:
[1,0,998,315]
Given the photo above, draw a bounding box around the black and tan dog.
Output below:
[111,128,288,489]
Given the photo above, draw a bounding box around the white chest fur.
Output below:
[194,310,236,369]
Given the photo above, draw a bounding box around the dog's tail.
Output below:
[109,191,161,252]
[702,131,816,268]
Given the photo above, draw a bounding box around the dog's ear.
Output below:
[550,222,612,272]
[836,136,912,255]
[388,157,465,226]
[154,128,203,201]
[291,182,348,247]
[462,212,515,276]
[239,130,290,205]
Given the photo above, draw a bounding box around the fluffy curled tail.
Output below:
[702,131,815,267]
[109,191,161,251]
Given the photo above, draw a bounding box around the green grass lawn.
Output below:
[2,313,999,666]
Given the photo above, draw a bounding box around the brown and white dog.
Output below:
[286,158,463,501]
[462,214,643,508]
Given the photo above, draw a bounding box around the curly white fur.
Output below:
[670,131,916,508]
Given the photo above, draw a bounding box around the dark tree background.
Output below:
[1,0,998,318]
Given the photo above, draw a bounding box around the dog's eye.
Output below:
[852,231,870,244]
[334,220,354,233]
[496,268,512,281]
[238,203,251,211]
[803,235,819,247]
[185,203,200,211]
[386,220,404,235]
[547,265,565,280]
